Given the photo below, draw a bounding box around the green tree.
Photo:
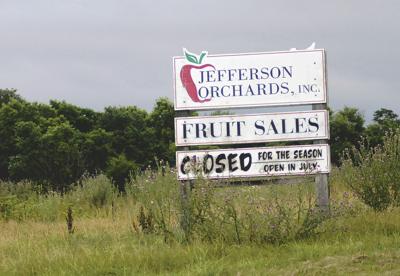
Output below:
[81,128,114,174]
[330,107,365,164]
[0,97,59,179]
[50,100,100,132]
[100,106,150,167]
[365,108,400,147]
[147,98,175,165]
[0,89,23,107]
[9,121,85,192]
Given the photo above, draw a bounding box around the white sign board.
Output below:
[175,110,329,146]
[173,49,326,110]
[177,144,330,180]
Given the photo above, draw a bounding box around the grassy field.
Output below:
[1,211,400,275]
[1,168,400,275]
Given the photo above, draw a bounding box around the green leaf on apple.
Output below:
[199,52,207,64]
[185,52,199,64]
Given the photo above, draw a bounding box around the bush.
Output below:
[0,180,66,221]
[71,174,116,209]
[106,154,138,192]
[340,130,400,211]
[129,167,179,242]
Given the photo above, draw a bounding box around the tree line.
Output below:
[0,89,174,192]
[0,89,399,192]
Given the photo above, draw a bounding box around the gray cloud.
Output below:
[0,0,399,121]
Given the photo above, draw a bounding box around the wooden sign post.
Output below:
[176,110,192,232]
[312,104,330,212]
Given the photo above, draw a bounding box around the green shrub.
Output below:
[17,192,65,222]
[0,180,35,199]
[71,174,116,209]
[0,195,18,220]
[106,154,138,192]
[129,167,179,242]
[340,130,400,211]
[0,180,66,221]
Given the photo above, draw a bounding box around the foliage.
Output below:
[340,130,400,211]
[330,107,365,165]
[365,108,400,147]
[70,174,117,209]
[0,88,23,107]
[0,180,65,221]
[129,170,334,245]
[106,155,138,192]
[0,91,175,191]
[1,89,399,193]
[0,169,373,276]
[147,98,176,165]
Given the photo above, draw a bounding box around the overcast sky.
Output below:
[0,0,399,121]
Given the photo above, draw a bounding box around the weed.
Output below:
[66,206,74,234]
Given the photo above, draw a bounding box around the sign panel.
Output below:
[173,49,326,110]
[176,144,330,180]
[175,110,329,146]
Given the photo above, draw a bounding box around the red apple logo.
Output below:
[180,49,215,103]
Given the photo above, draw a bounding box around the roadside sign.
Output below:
[173,49,326,110]
[176,144,330,180]
[175,110,329,146]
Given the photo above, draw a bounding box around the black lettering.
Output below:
[217,70,226,81]
[281,119,294,134]
[236,121,245,136]
[282,66,293,78]
[196,123,207,138]
[228,153,238,172]
[220,85,230,97]
[215,154,226,173]
[239,153,252,171]
[308,117,320,132]
[295,118,307,133]
[266,120,278,135]
[238,69,248,80]
[210,122,222,138]
[260,67,270,79]
[210,86,220,98]
[280,82,289,94]
[183,123,193,139]
[249,68,259,80]
[180,156,190,174]
[254,120,265,135]
[245,84,255,96]
[269,83,279,94]
[203,154,214,174]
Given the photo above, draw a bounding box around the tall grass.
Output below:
[1,167,360,246]
[2,145,400,274]
[1,206,400,275]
